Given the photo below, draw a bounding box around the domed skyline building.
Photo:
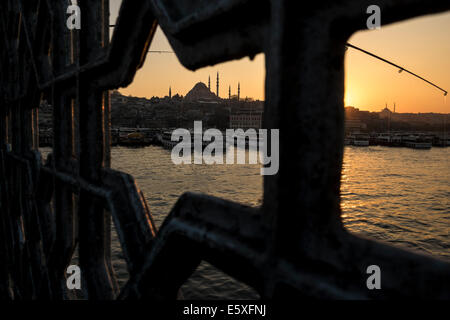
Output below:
[168,72,245,102]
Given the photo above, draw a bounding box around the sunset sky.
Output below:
[110,2,449,114]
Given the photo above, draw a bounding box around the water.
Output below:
[39,145,449,299]
[110,146,263,299]
[341,146,449,259]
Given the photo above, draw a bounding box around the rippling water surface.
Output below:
[41,146,449,299]
[341,146,449,260]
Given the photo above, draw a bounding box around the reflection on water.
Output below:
[39,145,449,298]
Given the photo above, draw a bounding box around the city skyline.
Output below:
[120,75,258,102]
[110,1,449,114]
[115,80,448,115]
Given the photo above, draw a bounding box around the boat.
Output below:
[161,130,179,149]
[402,134,432,149]
[113,128,153,146]
[225,130,264,150]
[161,129,221,150]
[347,133,369,146]
[432,134,450,147]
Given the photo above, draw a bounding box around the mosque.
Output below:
[168,72,263,130]
[170,72,242,103]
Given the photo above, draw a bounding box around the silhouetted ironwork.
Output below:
[0,0,449,300]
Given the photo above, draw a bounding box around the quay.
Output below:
[345,132,449,149]
[39,127,449,150]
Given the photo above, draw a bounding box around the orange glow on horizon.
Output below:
[110,1,449,114]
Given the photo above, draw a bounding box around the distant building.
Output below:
[238,82,240,101]
[379,107,393,119]
[345,119,367,133]
[184,82,221,103]
[229,109,263,129]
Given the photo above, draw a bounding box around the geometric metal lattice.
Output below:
[0,0,449,300]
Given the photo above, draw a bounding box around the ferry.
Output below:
[347,133,369,146]
[432,135,450,147]
[160,129,265,151]
[160,130,218,150]
[225,130,264,150]
[375,133,402,147]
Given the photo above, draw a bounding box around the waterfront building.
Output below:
[229,109,263,129]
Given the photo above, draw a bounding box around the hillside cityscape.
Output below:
[38,77,449,148]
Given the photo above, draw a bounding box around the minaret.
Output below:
[169,86,172,98]
[216,72,219,97]
[238,82,240,101]
[229,85,231,100]
[208,76,211,91]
